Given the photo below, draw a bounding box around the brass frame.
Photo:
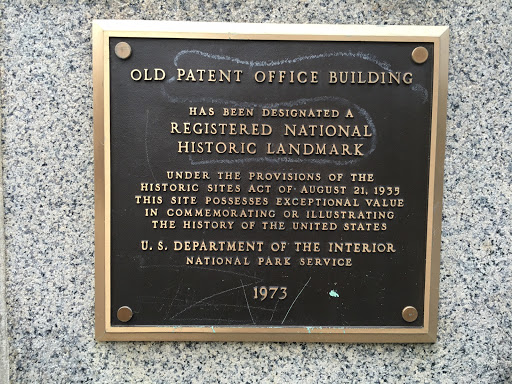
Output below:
[93,20,449,342]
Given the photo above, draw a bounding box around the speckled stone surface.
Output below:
[0,113,6,383]
[0,1,511,382]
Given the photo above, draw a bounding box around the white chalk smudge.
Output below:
[411,84,429,104]
[172,49,393,71]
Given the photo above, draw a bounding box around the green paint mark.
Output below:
[329,290,339,298]
[211,326,216,333]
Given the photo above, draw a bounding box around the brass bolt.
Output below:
[117,306,133,322]
[402,306,418,322]
[114,42,132,60]
[411,46,428,64]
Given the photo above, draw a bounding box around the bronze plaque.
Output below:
[93,21,449,342]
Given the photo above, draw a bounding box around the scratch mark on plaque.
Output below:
[186,266,261,280]
[140,264,261,281]
[269,300,279,322]
[281,277,312,325]
[164,282,182,320]
[199,302,274,312]
[144,109,157,182]
[240,279,255,324]
[170,281,255,319]
[175,318,249,323]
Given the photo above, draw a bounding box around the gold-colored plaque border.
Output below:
[93,20,449,342]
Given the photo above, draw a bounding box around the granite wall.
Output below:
[0,1,511,383]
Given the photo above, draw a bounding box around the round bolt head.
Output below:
[114,42,132,60]
[402,306,418,322]
[117,306,133,322]
[411,46,428,64]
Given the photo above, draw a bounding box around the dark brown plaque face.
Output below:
[93,21,449,342]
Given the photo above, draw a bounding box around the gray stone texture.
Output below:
[0,100,7,384]
[0,0,511,383]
